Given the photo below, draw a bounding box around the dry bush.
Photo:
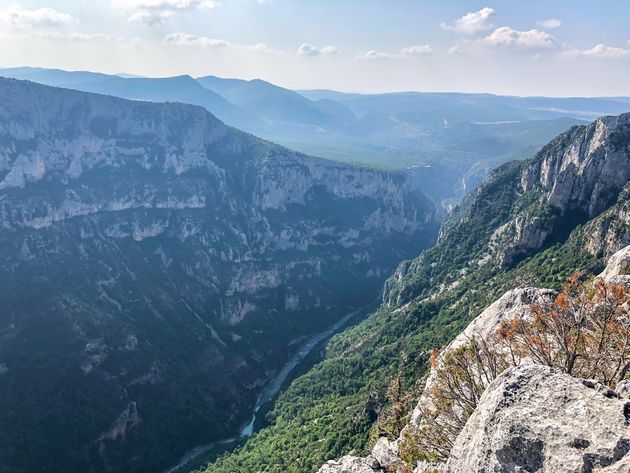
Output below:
[403,273,629,465]
[375,375,413,440]
[384,461,415,473]
[401,336,508,463]
[495,273,630,387]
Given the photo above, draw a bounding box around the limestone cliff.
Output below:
[383,114,630,310]
[493,114,630,265]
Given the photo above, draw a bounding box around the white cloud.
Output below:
[441,7,495,35]
[164,32,230,48]
[358,50,396,60]
[111,0,217,9]
[251,43,274,53]
[358,45,432,61]
[0,4,75,29]
[537,18,562,29]
[481,27,557,50]
[34,32,126,42]
[111,0,218,25]
[297,43,337,57]
[128,10,174,25]
[164,33,278,53]
[563,43,630,59]
[401,44,432,56]
[449,27,557,54]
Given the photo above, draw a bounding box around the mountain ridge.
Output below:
[3,66,620,207]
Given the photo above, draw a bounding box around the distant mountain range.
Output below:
[3,67,629,206]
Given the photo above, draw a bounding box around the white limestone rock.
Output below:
[371,437,399,469]
[317,455,381,473]
[584,185,630,259]
[521,114,630,217]
[599,245,630,286]
[446,363,630,473]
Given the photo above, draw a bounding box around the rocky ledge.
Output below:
[447,363,630,473]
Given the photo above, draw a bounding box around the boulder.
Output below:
[316,440,405,473]
[446,364,630,472]
[599,245,630,286]
[371,437,400,468]
[317,455,381,473]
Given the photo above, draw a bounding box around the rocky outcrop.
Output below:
[490,215,551,267]
[493,114,630,265]
[584,183,630,259]
[318,455,382,473]
[446,363,630,473]
[317,288,557,473]
[320,246,630,473]
[599,245,630,285]
[316,438,405,473]
[411,247,630,467]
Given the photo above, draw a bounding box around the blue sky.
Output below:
[1,0,630,95]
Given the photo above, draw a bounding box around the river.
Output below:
[164,307,363,473]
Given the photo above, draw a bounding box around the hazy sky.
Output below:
[1,0,630,96]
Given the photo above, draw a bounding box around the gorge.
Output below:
[0,78,437,473]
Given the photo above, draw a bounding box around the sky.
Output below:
[1,0,630,96]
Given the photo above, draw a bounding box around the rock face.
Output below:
[521,115,630,217]
[599,245,630,285]
[0,78,438,473]
[493,114,630,265]
[584,183,630,259]
[446,364,630,473]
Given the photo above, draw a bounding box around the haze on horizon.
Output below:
[1,0,630,97]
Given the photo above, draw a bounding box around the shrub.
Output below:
[374,375,413,440]
[496,272,630,387]
[402,336,508,463]
[403,272,629,465]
